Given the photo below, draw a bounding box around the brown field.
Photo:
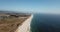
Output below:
[0,13,30,32]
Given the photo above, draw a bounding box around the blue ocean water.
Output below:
[30,13,60,32]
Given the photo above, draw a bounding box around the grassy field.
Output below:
[0,14,29,32]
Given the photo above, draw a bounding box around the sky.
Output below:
[0,0,60,13]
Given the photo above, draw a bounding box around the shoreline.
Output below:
[15,14,33,32]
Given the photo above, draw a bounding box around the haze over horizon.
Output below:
[0,0,60,13]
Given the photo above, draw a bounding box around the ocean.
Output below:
[30,13,60,32]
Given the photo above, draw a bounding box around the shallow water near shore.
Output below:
[30,13,60,32]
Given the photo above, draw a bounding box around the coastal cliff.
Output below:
[15,14,33,32]
[0,12,33,32]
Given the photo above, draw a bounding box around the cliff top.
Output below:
[0,13,31,32]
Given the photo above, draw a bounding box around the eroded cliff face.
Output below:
[15,15,33,32]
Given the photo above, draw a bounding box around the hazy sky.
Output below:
[0,0,60,13]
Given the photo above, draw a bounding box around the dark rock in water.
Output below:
[31,13,60,32]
